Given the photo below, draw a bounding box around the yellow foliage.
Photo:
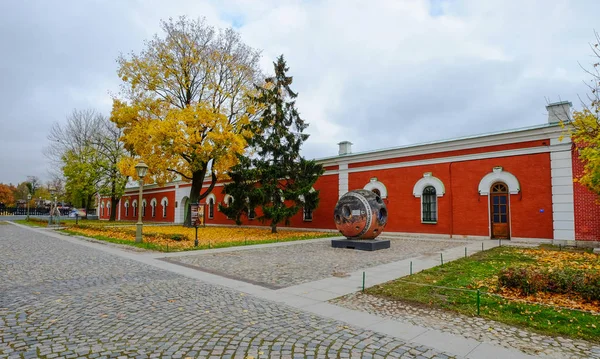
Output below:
[565,109,600,196]
[110,17,260,186]
[66,224,332,251]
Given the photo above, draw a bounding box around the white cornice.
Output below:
[317,124,563,167]
[323,146,550,175]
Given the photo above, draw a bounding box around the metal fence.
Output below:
[0,207,96,216]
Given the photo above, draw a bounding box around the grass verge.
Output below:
[13,219,48,227]
[59,226,337,252]
[366,246,600,342]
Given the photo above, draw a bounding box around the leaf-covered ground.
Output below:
[367,246,600,342]
[61,224,336,252]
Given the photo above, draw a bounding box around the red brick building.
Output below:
[98,102,600,245]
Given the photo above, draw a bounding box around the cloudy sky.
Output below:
[0,0,598,185]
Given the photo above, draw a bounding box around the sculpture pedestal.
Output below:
[331,238,390,251]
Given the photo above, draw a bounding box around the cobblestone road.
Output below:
[169,239,467,289]
[332,293,600,359]
[0,225,459,359]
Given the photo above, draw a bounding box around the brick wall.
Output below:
[572,146,600,241]
[348,152,554,239]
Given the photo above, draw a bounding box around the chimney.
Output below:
[338,141,353,156]
[546,101,572,124]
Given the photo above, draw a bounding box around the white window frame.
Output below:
[413,172,445,224]
[206,193,216,219]
[150,198,157,218]
[161,197,168,218]
[363,178,388,199]
[421,186,438,224]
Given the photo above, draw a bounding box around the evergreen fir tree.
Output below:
[221,55,324,233]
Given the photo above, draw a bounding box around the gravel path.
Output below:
[169,238,468,289]
[332,292,600,359]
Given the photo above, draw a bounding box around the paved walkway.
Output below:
[0,223,557,358]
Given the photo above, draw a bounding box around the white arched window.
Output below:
[413,173,445,224]
[142,199,147,217]
[161,197,168,218]
[298,188,316,221]
[413,172,445,197]
[132,200,138,217]
[150,198,157,218]
[478,167,520,195]
[106,202,111,217]
[101,202,105,216]
[364,178,388,199]
[124,200,129,217]
[224,194,234,207]
[206,193,216,219]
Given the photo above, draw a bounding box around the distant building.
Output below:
[99,101,600,245]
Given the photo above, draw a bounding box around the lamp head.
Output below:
[135,161,149,179]
[27,194,31,200]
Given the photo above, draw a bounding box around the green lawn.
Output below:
[367,246,600,342]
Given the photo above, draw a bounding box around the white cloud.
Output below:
[0,0,598,183]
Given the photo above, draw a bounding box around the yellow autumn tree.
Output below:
[569,109,600,196]
[565,31,600,197]
[111,17,262,225]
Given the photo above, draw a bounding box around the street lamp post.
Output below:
[135,161,149,243]
[48,187,55,225]
[26,193,31,221]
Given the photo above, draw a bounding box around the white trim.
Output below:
[223,194,234,206]
[322,146,550,176]
[363,178,388,199]
[150,198,157,206]
[413,173,445,197]
[478,167,520,195]
[550,137,575,241]
[206,194,216,219]
[317,124,561,166]
[339,163,348,198]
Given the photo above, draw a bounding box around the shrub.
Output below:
[498,266,600,301]
[168,234,187,241]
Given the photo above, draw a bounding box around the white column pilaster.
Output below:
[550,137,575,242]
[339,163,349,198]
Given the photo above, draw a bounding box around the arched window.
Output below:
[224,194,234,207]
[161,197,168,218]
[363,178,387,199]
[142,199,147,217]
[101,202,105,216]
[124,201,129,217]
[422,186,437,223]
[208,198,214,219]
[107,202,111,217]
[150,198,157,218]
[132,200,137,217]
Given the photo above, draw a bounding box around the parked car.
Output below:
[68,208,87,218]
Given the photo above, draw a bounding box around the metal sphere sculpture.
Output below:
[334,189,388,239]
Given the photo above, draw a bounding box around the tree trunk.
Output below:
[109,197,118,222]
[271,222,277,234]
[184,166,219,227]
[86,194,93,212]
[108,173,119,222]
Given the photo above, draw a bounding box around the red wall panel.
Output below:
[573,147,600,241]
[348,152,553,239]
[202,174,339,230]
